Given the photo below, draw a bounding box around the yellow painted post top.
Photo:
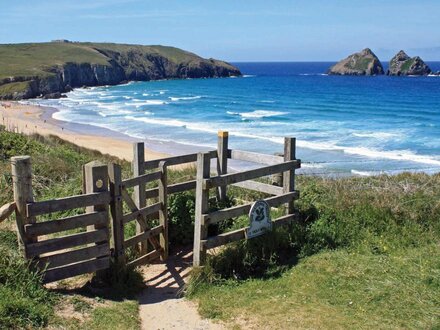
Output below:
[218,131,229,138]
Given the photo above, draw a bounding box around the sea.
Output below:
[25,62,440,176]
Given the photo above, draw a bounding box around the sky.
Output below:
[1,0,440,62]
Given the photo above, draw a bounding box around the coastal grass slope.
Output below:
[0,41,241,99]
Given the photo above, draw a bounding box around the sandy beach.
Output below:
[0,101,169,162]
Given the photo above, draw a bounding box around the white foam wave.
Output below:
[142,93,150,96]
[125,100,167,106]
[351,170,379,177]
[239,110,287,119]
[352,132,401,139]
[169,96,202,101]
[259,100,276,103]
[242,75,256,78]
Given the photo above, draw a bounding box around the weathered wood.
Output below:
[193,152,211,266]
[121,189,139,213]
[127,249,162,268]
[24,211,107,237]
[283,138,297,214]
[37,243,110,269]
[11,156,35,249]
[229,149,284,165]
[203,191,299,225]
[205,160,300,189]
[121,170,162,189]
[232,180,283,196]
[26,192,111,217]
[0,202,16,222]
[158,161,168,260]
[124,225,163,248]
[122,202,162,224]
[217,131,229,201]
[203,214,295,249]
[145,180,196,199]
[43,256,110,283]
[144,150,217,170]
[26,228,108,258]
[108,164,125,265]
[133,142,148,254]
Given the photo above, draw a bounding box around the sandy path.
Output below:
[0,102,168,162]
[138,248,224,330]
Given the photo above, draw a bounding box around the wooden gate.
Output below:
[12,157,112,283]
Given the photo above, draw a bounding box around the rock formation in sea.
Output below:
[386,50,432,76]
[327,48,384,76]
[0,42,242,100]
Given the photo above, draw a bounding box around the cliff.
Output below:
[386,50,431,76]
[327,48,384,76]
[0,42,241,100]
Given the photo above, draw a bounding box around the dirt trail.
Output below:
[138,248,223,330]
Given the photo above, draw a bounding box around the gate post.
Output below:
[84,161,110,276]
[158,161,168,260]
[283,137,296,215]
[132,142,148,254]
[108,163,125,266]
[193,152,211,266]
[11,156,35,256]
[217,131,229,202]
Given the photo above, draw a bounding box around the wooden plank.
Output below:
[24,211,107,237]
[121,170,162,189]
[122,202,162,224]
[0,202,16,222]
[43,256,110,283]
[203,214,295,249]
[108,164,125,265]
[203,191,298,225]
[217,131,229,201]
[121,189,138,213]
[229,149,284,165]
[26,228,108,258]
[144,180,196,199]
[193,152,211,266]
[124,225,163,248]
[283,137,297,214]
[11,156,36,249]
[37,243,110,269]
[127,249,162,268]
[158,161,168,260]
[27,192,111,217]
[133,142,148,254]
[144,150,217,170]
[232,180,283,196]
[204,160,300,189]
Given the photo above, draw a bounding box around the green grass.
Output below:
[0,81,31,95]
[401,58,416,72]
[187,173,440,328]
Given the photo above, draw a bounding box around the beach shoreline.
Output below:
[0,101,170,162]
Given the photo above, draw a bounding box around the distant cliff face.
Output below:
[0,42,241,100]
[327,48,384,76]
[386,50,431,76]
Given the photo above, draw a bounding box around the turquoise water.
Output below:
[29,62,440,175]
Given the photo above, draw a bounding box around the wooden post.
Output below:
[11,156,35,255]
[217,131,229,202]
[132,142,148,254]
[84,161,109,276]
[108,163,125,266]
[193,152,211,266]
[283,138,296,214]
[158,161,168,260]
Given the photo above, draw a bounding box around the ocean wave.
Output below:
[238,110,288,119]
[352,132,402,139]
[259,100,276,103]
[125,100,167,106]
[351,169,379,176]
[242,75,256,78]
[169,96,202,101]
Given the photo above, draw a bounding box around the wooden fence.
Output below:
[193,134,301,266]
[5,131,300,282]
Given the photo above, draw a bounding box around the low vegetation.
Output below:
[1,126,439,328]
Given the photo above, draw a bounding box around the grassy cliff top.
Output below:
[0,41,229,81]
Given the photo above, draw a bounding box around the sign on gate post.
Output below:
[246,200,272,239]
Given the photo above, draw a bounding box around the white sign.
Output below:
[246,200,272,239]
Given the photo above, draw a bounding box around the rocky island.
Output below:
[0,41,241,100]
[386,50,432,76]
[327,48,384,76]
